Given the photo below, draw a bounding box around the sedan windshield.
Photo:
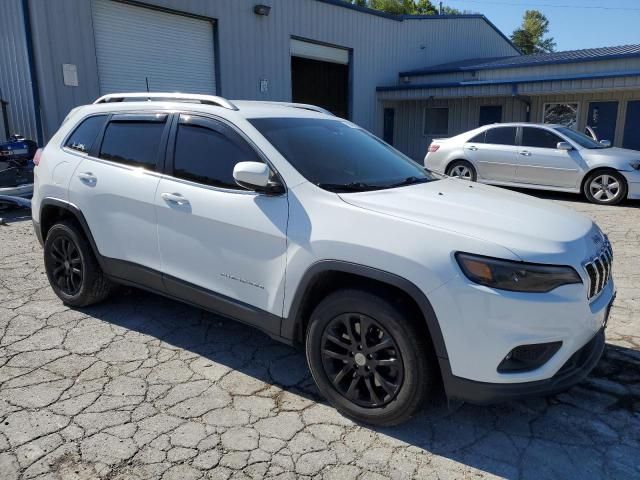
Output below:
[249,117,436,192]
[555,127,608,149]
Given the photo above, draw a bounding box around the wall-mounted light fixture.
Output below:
[254,4,271,16]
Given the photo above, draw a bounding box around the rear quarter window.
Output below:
[64,115,108,153]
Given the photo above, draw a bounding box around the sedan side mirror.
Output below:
[557,141,573,151]
[233,161,284,194]
[599,139,611,147]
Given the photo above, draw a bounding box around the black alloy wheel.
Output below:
[321,312,404,408]
[306,289,436,426]
[43,220,114,307]
[49,235,83,296]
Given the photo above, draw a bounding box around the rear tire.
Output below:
[446,160,477,181]
[583,170,627,205]
[305,289,436,426]
[43,220,114,307]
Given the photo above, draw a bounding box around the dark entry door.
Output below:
[291,56,349,119]
[383,108,395,145]
[479,105,502,126]
[587,101,618,143]
[623,100,640,151]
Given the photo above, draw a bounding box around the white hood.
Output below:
[339,178,598,264]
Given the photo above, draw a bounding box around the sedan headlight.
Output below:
[455,253,582,293]
[630,160,640,170]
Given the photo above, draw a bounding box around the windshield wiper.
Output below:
[387,176,433,188]
[316,182,378,192]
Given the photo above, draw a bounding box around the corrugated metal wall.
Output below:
[21,0,519,141]
[0,0,37,141]
[383,97,528,160]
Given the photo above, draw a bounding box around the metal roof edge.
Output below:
[400,49,640,77]
[377,69,640,92]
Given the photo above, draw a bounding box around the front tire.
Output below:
[43,220,114,307]
[583,170,627,205]
[446,160,477,181]
[305,289,436,426]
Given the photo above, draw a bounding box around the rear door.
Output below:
[516,126,581,188]
[464,126,518,181]
[155,114,288,321]
[68,112,169,277]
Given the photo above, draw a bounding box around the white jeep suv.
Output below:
[32,93,615,425]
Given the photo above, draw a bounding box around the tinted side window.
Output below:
[522,127,562,149]
[468,132,485,143]
[99,120,166,169]
[65,115,108,153]
[484,127,517,146]
[173,118,260,189]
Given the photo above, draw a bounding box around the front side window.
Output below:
[65,115,108,153]
[484,127,517,146]
[173,116,261,189]
[423,107,449,136]
[543,103,579,129]
[250,117,435,192]
[556,126,607,149]
[99,117,166,169]
[521,127,563,149]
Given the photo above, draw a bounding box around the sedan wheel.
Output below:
[587,172,625,204]
[451,165,472,180]
[446,161,477,181]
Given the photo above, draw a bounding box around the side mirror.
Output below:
[599,139,611,147]
[233,161,284,194]
[557,141,573,151]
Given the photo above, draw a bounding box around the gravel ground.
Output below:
[0,192,638,480]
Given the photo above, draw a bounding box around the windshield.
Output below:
[249,117,436,192]
[555,126,607,149]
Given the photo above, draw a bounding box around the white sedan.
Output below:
[424,122,640,205]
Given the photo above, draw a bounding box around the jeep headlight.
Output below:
[455,253,582,293]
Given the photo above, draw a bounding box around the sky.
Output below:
[443,0,640,52]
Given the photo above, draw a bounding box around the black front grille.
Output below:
[583,240,613,299]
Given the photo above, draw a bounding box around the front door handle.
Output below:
[161,192,190,206]
[77,172,97,185]
[519,150,532,156]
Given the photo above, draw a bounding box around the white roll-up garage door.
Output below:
[91,0,216,95]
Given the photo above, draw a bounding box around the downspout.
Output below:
[21,0,44,145]
[512,83,531,122]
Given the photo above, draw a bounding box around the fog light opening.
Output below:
[498,341,562,373]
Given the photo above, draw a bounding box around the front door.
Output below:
[516,126,580,188]
[623,100,640,150]
[155,114,288,322]
[587,101,618,144]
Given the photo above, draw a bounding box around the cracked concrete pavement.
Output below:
[0,192,638,480]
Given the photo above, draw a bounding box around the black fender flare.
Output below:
[38,198,106,271]
[282,260,449,360]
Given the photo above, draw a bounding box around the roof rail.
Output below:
[93,92,238,111]
[241,101,335,116]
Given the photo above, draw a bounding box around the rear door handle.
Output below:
[466,145,478,151]
[519,151,532,156]
[77,172,97,185]
[161,192,190,206]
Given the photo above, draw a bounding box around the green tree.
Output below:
[510,10,556,54]
[414,0,438,15]
[348,0,470,15]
